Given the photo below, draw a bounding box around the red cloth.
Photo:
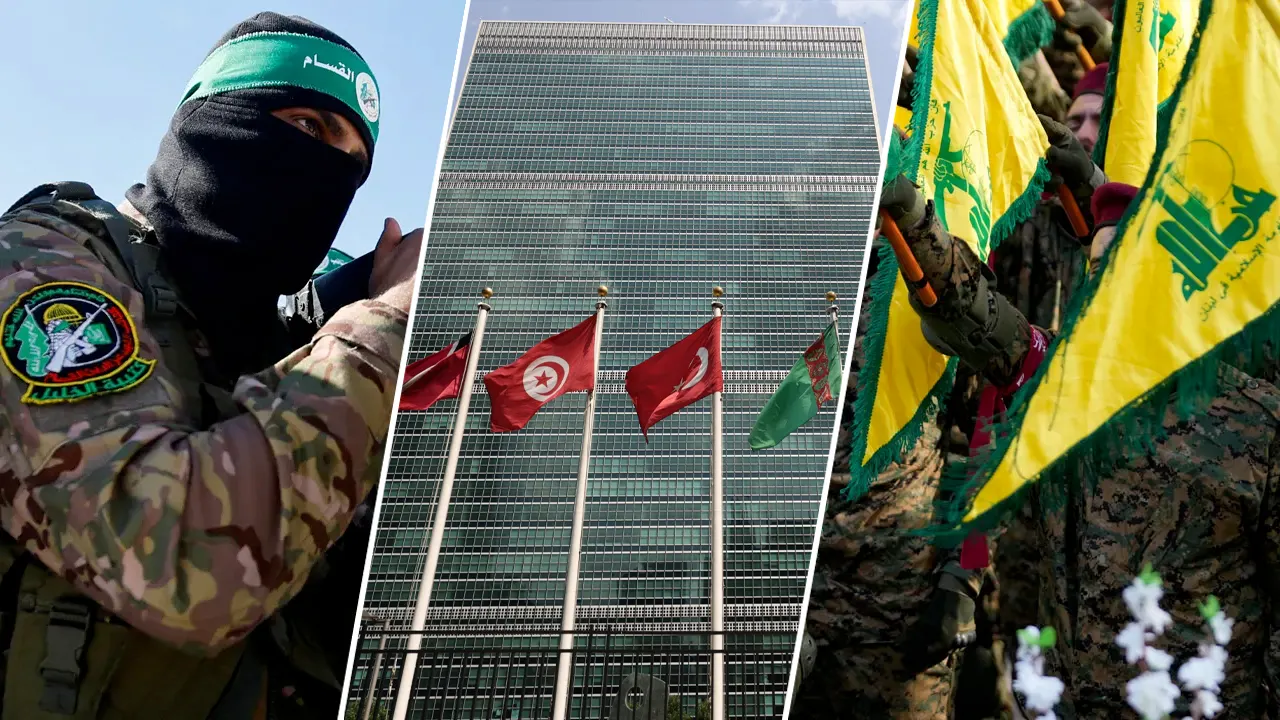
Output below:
[1073,62,1109,100]
[483,315,597,433]
[1091,181,1140,226]
[625,317,724,437]
[961,326,1051,569]
[398,333,471,411]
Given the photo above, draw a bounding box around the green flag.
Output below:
[749,322,842,450]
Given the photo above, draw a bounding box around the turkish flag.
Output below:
[625,317,723,437]
[398,333,471,411]
[483,315,598,433]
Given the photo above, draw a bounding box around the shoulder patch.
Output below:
[0,281,155,405]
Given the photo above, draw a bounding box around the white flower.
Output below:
[1177,646,1227,692]
[1143,646,1174,672]
[1195,689,1224,718]
[1209,612,1234,646]
[1116,622,1148,664]
[1126,670,1181,720]
[1014,660,1065,712]
[1124,578,1174,632]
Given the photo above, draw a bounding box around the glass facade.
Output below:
[356,21,879,718]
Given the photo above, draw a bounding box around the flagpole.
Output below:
[827,290,839,326]
[392,288,494,720]
[552,285,608,720]
[709,286,726,720]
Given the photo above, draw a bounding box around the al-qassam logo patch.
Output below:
[0,282,155,405]
[355,72,379,123]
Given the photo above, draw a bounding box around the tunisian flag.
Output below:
[398,333,472,411]
[625,317,723,437]
[483,316,597,433]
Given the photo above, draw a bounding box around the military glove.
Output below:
[895,561,981,679]
[1060,0,1113,62]
[1040,114,1107,229]
[878,174,927,231]
[878,180,1026,379]
[1045,32,1087,91]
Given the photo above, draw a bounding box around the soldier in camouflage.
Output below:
[0,13,418,720]
[880,113,1280,718]
[1045,0,1112,97]
[793,127,984,714]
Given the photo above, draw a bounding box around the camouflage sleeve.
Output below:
[0,215,406,653]
[1265,431,1280,707]
[901,202,1039,388]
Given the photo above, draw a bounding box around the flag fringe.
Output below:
[847,0,1051,501]
[928,303,1280,546]
[927,0,1237,543]
[1003,3,1057,66]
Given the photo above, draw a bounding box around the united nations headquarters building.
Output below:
[350,19,880,720]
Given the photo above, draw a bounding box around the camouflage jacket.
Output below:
[903,201,1280,718]
[0,200,405,654]
[1025,365,1280,719]
[992,200,1086,333]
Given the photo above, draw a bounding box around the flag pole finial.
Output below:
[826,291,837,302]
[481,287,494,299]
[597,285,609,297]
[712,286,724,298]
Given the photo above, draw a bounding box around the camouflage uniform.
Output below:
[992,201,1085,332]
[0,189,404,717]
[900,198,1280,719]
[793,257,960,719]
[1019,57,1072,124]
[986,200,1086,647]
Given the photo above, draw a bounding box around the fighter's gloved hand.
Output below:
[1040,114,1106,226]
[878,180,1029,382]
[895,561,980,679]
[878,174,927,233]
[1060,0,1112,62]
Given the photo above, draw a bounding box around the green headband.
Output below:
[182,31,380,144]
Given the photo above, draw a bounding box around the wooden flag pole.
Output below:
[879,211,939,307]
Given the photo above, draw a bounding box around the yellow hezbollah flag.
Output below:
[849,0,1050,497]
[987,0,1056,64]
[1157,0,1202,104]
[1095,0,1162,186]
[958,0,1280,525]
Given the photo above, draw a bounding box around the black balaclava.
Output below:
[126,13,375,377]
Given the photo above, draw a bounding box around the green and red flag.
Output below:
[749,322,843,451]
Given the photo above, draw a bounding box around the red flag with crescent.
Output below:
[483,316,597,433]
[624,317,723,437]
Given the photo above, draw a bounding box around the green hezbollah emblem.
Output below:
[1151,140,1276,301]
[0,282,156,405]
[933,101,995,255]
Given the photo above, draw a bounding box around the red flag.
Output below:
[625,317,723,437]
[398,333,472,411]
[483,315,598,433]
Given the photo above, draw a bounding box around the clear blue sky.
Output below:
[0,0,469,258]
[455,0,911,142]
